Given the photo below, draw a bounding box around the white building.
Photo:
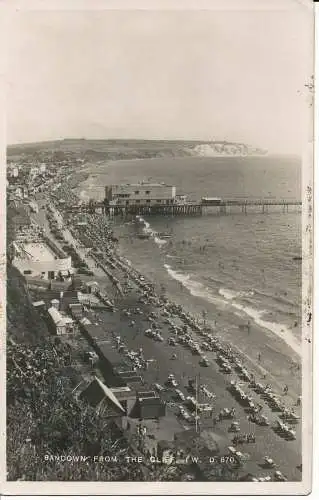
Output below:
[29,201,39,213]
[105,182,176,206]
[7,163,19,178]
[13,241,73,280]
[14,187,23,199]
[47,307,74,335]
[30,166,39,176]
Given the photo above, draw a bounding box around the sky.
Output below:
[5,1,313,154]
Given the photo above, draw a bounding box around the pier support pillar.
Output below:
[220,204,227,215]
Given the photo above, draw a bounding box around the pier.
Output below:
[202,199,302,215]
[109,203,203,216]
[67,199,302,217]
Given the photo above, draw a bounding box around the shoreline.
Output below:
[125,250,301,401]
[163,262,301,356]
[113,223,301,376]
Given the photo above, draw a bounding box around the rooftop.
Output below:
[110,386,135,401]
[86,281,99,288]
[81,323,108,342]
[80,376,126,415]
[98,342,123,366]
[111,385,132,394]
[24,242,56,262]
[50,280,71,292]
[80,317,92,326]
[47,306,73,326]
[137,390,157,400]
[32,300,46,307]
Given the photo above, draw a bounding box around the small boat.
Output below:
[154,232,172,239]
[293,256,302,261]
[137,233,151,239]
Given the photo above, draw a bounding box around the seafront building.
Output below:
[12,223,73,281]
[47,306,75,335]
[13,241,72,281]
[105,182,177,207]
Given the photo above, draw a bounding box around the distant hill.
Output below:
[7,138,267,159]
[7,138,200,154]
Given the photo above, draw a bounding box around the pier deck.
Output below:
[203,199,302,215]
[68,199,302,216]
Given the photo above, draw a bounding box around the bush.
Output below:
[7,340,146,481]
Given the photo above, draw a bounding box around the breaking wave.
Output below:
[164,265,301,355]
[218,289,300,354]
[135,216,167,247]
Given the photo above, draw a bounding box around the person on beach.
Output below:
[257,353,261,362]
[283,384,289,395]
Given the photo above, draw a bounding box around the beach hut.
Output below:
[50,298,60,310]
[130,390,166,420]
[80,376,126,427]
[32,300,46,312]
[85,281,99,294]
[47,307,74,335]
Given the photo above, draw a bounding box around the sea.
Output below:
[78,155,302,363]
